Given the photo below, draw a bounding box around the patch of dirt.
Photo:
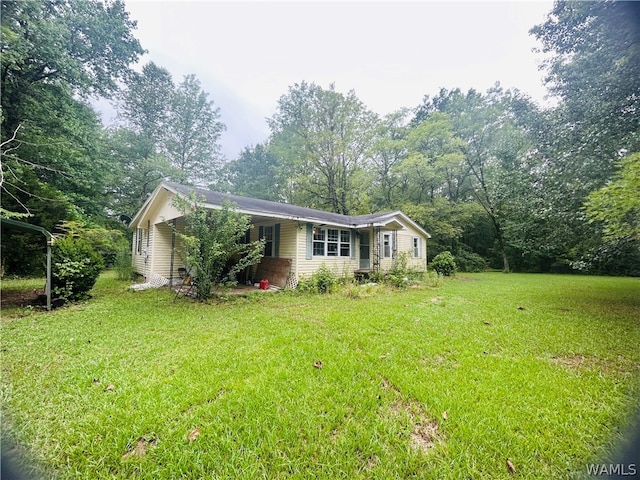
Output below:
[122,436,157,460]
[551,354,639,376]
[410,420,440,452]
[1,289,43,308]
[387,395,443,453]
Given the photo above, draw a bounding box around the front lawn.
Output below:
[1,272,639,479]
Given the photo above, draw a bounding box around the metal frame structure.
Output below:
[1,217,54,310]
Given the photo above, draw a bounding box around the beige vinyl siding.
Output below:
[132,222,153,278]
[150,221,178,279]
[396,229,426,271]
[294,223,358,280]
[132,226,146,275]
[378,226,428,272]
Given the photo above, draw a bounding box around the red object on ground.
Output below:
[259,279,269,290]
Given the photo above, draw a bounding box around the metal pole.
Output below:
[46,240,52,311]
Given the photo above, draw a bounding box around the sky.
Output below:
[112,1,555,160]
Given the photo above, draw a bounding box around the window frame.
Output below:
[312,226,350,258]
[136,227,144,255]
[412,237,422,258]
[382,233,392,258]
[263,225,274,257]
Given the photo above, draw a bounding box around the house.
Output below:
[130,181,431,287]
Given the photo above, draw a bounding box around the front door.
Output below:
[359,232,370,270]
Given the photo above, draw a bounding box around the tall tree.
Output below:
[369,109,410,210]
[414,86,537,272]
[268,82,378,214]
[529,1,640,273]
[118,62,174,157]
[531,1,640,161]
[164,74,225,185]
[1,0,144,217]
[220,143,284,201]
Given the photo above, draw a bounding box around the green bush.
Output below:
[454,249,487,272]
[59,221,129,268]
[297,263,339,294]
[52,236,104,303]
[430,251,457,276]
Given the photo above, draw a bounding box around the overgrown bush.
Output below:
[297,263,339,294]
[174,195,264,300]
[388,251,408,287]
[59,221,129,268]
[52,236,104,303]
[454,249,487,272]
[430,251,457,276]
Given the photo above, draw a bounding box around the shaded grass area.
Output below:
[1,272,639,479]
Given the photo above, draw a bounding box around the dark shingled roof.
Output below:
[165,182,401,228]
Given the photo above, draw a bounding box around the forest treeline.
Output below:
[1,0,639,276]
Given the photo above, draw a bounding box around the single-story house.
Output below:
[130,181,431,287]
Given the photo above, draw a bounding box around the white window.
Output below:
[313,227,350,257]
[383,233,392,258]
[136,227,144,255]
[412,237,422,258]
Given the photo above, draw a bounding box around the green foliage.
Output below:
[297,263,339,294]
[58,221,128,267]
[585,153,640,242]
[52,236,104,303]
[217,143,285,201]
[1,0,144,219]
[165,74,225,185]
[268,81,378,214]
[430,250,457,276]
[454,248,487,273]
[174,194,264,300]
[385,250,414,288]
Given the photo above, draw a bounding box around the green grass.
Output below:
[2,272,639,479]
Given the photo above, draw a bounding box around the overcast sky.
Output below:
[115,1,555,160]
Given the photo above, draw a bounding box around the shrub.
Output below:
[313,263,339,294]
[430,251,457,276]
[454,249,487,272]
[52,236,104,303]
[59,221,128,268]
[296,264,339,294]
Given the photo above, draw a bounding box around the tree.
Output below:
[104,127,177,218]
[531,1,640,160]
[220,143,284,201]
[414,86,536,272]
[164,74,225,185]
[528,1,640,274]
[369,109,410,209]
[1,0,144,223]
[174,195,265,301]
[399,112,467,204]
[118,62,175,154]
[268,82,378,214]
[1,0,144,135]
[585,153,640,242]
